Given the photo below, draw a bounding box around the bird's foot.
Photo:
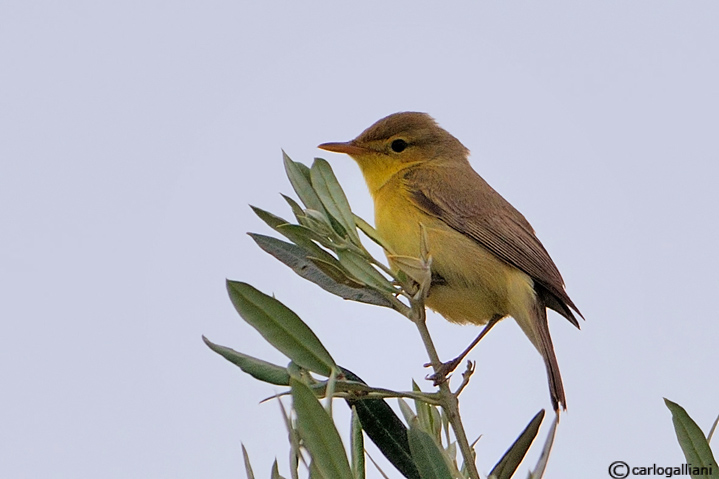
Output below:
[425,358,462,386]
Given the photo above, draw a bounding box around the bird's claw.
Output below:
[425,358,462,386]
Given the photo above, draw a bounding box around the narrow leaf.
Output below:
[527,413,559,479]
[271,460,286,479]
[283,152,325,213]
[282,194,305,221]
[342,368,420,479]
[388,255,431,291]
[249,234,392,307]
[302,208,336,237]
[708,414,719,444]
[242,444,256,479]
[310,158,360,244]
[354,214,395,254]
[250,204,338,263]
[295,160,312,181]
[337,249,396,293]
[324,369,338,415]
[407,425,453,479]
[226,281,336,376]
[203,336,290,385]
[411,381,432,437]
[351,407,366,479]
[308,256,365,288]
[309,461,325,479]
[253,224,346,276]
[429,406,442,443]
[291,378,353,479]
[277,399,301,479]
[398,399,417,426]
[276,224,338,258]
[664,398,719,478]
[250,205,290,230]
[489,409,545,479]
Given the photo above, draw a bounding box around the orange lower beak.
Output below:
[317,141,368,156]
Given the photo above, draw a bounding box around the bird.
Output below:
[318,112,582,411]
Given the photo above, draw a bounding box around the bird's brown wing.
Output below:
[402,163,582,327]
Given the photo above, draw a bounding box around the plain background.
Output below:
[2,2,718,478]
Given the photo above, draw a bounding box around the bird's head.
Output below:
[318,112,469,195]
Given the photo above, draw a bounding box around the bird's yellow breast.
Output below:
[372,175,536,326]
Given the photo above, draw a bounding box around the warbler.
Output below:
[319,112,582,411]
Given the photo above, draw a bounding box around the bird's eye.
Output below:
[391,139,408,153]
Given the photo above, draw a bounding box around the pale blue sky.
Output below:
[2,2,718,478]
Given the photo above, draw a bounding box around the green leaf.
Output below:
[291,378,353,479]
[407,425,453,479]
[489,410,545,479]
[249,234,393,307]
[307,256,365,288]
[411,381,435,441]
[429,406,442,444]
[398,399,417,426]
[242,443,256,479]
[440,409,450,449]
[276,223,337,254]
[250,205,290,230]
[302,208,336,238]
[324,369,338,415]
[308,461,325,479]
[250,205,338,263]
[342,368,420,479]
[527,413,558,479]
[337,249,396,293]
[310,158,360,245]
[389,255,431,293]
[203,336,290,385]
[226,281,336,377]
[351,407,366,479]
[281,194,306,222]
[354,214,394,253]
[277,398,301,479]
[283,152,326,213]
[271,460,286,479]
[708,414,719,444]
[665,398,719,479]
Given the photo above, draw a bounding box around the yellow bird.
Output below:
[319,112,582,411]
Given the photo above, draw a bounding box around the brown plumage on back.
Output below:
[402,164,582,327]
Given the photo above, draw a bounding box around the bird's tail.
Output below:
[515,297,567,412]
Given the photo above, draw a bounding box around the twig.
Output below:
[454,361,475,397]
[409,293,481,479]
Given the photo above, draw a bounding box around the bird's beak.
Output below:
[317,141,368,156]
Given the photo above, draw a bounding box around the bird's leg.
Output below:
[427,315,502,385]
